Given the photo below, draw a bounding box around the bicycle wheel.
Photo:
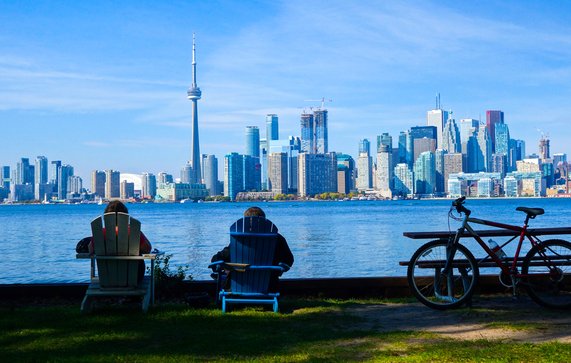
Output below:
[522,239,571,309]
[407,239,479,310]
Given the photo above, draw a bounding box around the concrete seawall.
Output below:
[0,275,507,301]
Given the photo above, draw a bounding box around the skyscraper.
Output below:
[393,163,413,197]
[298,153,337,197]
[245,126,260,157]
[34,156,48,185]
[91,170,106,197]
[266,114,279,149]
[357,140,373,191]
[376,144,393,197]
[300,109,328,154]
[413,151,435,195]
[442,118,461,153]
[268,152,288,194]
[539,135,550,161]
[427,109,449,149]
[202,154,219,196]
[486,110,504,152]
[58,164,74,200]
[105,169,120,199]
[224,152,244,201]
[187,34,202,184]
[142,173,157,199]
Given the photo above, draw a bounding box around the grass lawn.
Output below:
[1,297,571,362]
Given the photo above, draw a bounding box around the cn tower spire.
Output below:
[187,33,202,184]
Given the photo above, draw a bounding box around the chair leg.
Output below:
[273,297,278,313]
[222,296,227,313]
[142,292,151,313]
[81,295,93,314]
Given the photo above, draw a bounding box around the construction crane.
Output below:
[303,97,332,110]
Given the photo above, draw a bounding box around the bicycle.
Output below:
[407,196,571,310]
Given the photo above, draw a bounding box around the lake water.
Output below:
[2,198,571,284]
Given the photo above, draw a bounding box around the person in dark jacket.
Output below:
[211,206,294,292]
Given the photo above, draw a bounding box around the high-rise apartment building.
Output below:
[495,123,510,156]
[269,137,301,194]
[413,151,435,195]
[298,152,337,197]
[157,172,173,185]
[120,180,135,200]
[539,135,550,161]
[1,166,10,189]
[377,133,393,153]
[91,170,106,197]
[224,152,245,201]
[336,153,355,194]
[375,144,393,198]
[413,137,436,164]
[245,126,260,157]
[443,153,463,193]
[268,152,288,194]
[243,155,261,191]
[435,149,447,194]
[69,175,83,195]
[58,164,74,200]
[393,163,413,197]
[476,124,492,171]
[104,169,120,199]
[34,156,49,200]
[202,154,219,196]
[50,160,61,192]
[459,119,479,144]
[15,158,32,185]
[142,173,157,199]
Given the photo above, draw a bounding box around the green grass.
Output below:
[1,298,570,362]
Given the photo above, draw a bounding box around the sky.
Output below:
[2,0,571,182]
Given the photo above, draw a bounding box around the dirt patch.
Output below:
[345,295,571,342]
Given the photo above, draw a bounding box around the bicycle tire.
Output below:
[407,239,479,310]
[522,239,571,309]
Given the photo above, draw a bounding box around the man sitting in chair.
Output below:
[211,206,294,292]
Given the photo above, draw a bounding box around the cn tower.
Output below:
[187,33,202,184]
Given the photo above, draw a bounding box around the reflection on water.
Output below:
[1,198,571,283]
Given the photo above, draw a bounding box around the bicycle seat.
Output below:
[516,207,544,218]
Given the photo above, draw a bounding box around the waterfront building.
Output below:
[427,108,449,149]
[15,157,33,185]
[202,154,219,196]
[68,175,83,198]
[504,171,544,197]
[314,109,328,154]
[141,173,157,199]
[269,137,301,194]
[393,163,413,197]
[245,126,260,157]
[413,151,435,195]
[120,180,135,200]
[441,117,461,153]
[542,161,555,188]
[187,34,202,184]
[336,153,355,194]
[443,153,463,193]
[298,152,337,197]
[224,152,244,201]
[104,169,120,199]
[34,156,49,200]
[397,131,408,164]
[356,151,373,191]
[243,155,261,191]
[448,172,502,197]
[2,166,9,189]
[435,149,446,194]
[156,182,208,202]
[376,145,393,198]
[58,164,74,200]
[157,172,173,185]
[50,160,61,194]
[91,170,106,197]
[268,152,288,194]
[486,110,504,152]
[260,138,268,190]
[10,183,33,202]
[180,163,193,184]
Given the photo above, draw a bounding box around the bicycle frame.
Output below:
[445,212,545,278]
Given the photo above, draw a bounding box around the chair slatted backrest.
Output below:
[229,216,278,294]
[91,212,141,288]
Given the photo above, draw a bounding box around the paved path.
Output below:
[346,295,571,342]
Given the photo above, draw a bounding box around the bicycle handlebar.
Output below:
[451,196,471,216]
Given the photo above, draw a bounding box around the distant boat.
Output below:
[96,197,103,205]
[180,198,194,204]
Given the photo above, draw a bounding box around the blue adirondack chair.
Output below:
[209,216,289,313]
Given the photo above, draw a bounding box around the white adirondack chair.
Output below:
[79,212,158,313]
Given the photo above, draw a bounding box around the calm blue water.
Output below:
[1,199,571,284]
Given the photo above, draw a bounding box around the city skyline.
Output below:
[2,1,571,182]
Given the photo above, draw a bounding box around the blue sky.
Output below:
[2,1,571,182]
